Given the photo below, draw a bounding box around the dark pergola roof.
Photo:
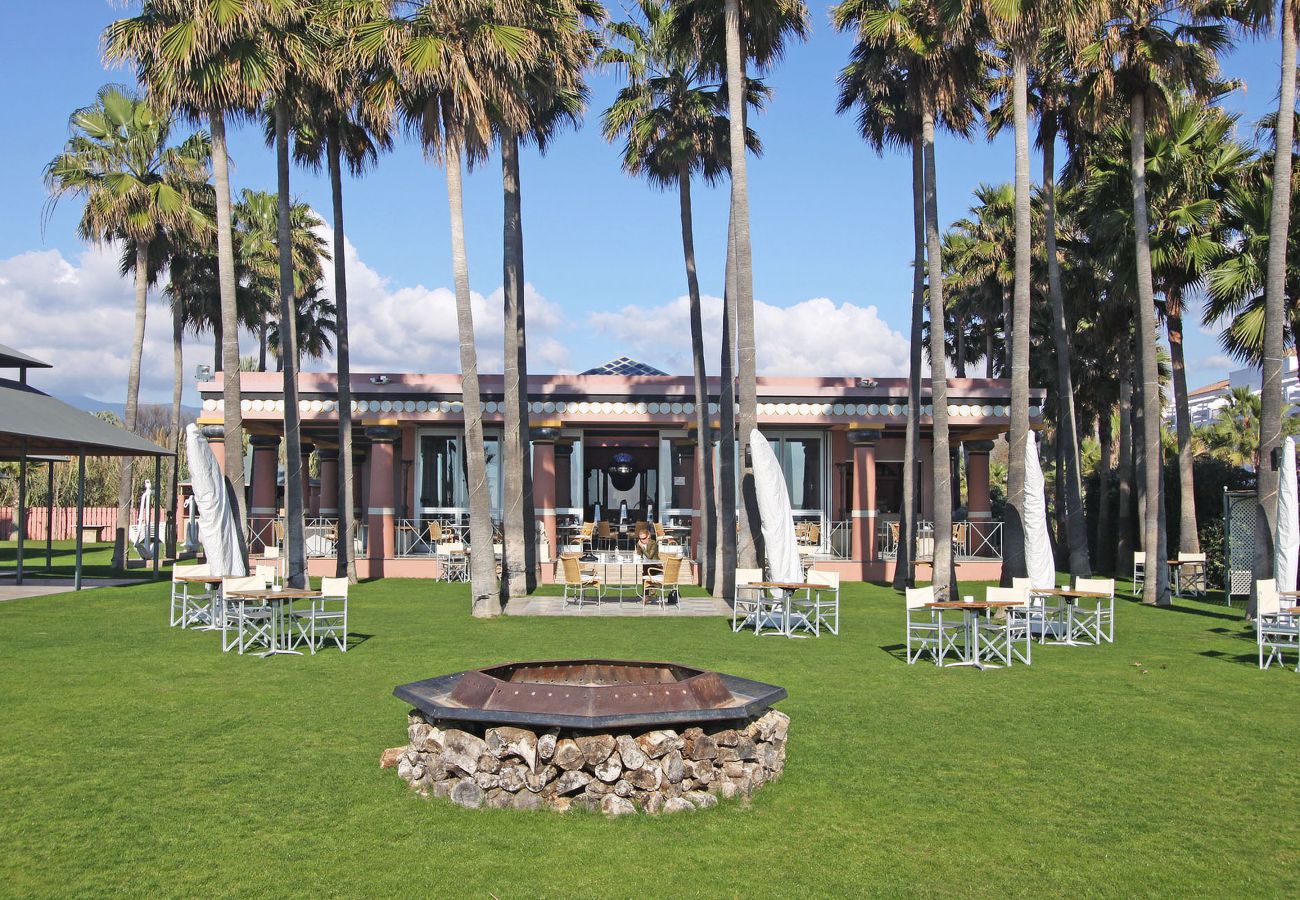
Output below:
[0,343,53,371]
[0,378,171,458]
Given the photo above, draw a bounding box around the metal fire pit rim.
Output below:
[393,660,787,731]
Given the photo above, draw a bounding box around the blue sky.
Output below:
[0,2,1290,404]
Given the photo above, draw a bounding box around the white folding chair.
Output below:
[1071,577,1116,644]
[905,586,962,665]
[1132,552,1145,591]
[293,576,349,654]
[1257,578,1300,669]
[170,563,212,628]
[221,575,271,654]
[806,569,840,636]
[1009,577,1063,642]
[732,568,764,633]
[437,542,468,582]
[1176,552,1207,596]
[981,585,1032,664]
[254,564,278,588]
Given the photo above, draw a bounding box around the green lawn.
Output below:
[0,570,1295,897]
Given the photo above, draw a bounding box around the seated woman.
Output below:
[634,525,662,576]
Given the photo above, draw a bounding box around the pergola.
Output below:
[1,344,172,590]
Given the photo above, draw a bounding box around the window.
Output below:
[759,433,824,513]
[418,433,501,513]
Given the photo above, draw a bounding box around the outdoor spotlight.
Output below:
[195,364,212,382]
[370,374,390,385]
[859,377,878,388]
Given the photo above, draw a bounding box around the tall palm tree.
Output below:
[1076,0,1239,605]
[1252,0,1299,618]
[672,0,809,570]
[45,85,211,569]
[284,3,393,584]
[358,0,539,616]
[268,284,339,368]
[106,1,274,534]
[602,0,765,593]
[497,0,603,599]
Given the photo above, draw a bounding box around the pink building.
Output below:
[197,359,1043,583]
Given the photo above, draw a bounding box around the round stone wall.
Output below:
[382,708,790,815]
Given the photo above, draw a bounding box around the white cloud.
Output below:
[0,234,573,407]
[586,294,911,377]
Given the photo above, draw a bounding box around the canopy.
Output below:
[1276,436,1298,592]
[0,343,52,371]
[1024,432,1056,589]
[185,424,247,577]
[750,429,803,584]
[0,378,170,458]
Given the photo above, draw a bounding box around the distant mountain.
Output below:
[55,393,202,424]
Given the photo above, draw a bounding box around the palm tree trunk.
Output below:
[213,316,223,374]
[894,131,926,591]
[274,100,307,589]
[680,166,716,591]
[984,326,995,379]
[501,131,533,599]
[1130,92,1169,605]
[259,321,268,372]
[1117,351,1134,574]
[714,215,738,600]
[723,0,761,570]
[1004,50,1032,587]
[1254,0,1297,617]
[923,109,954,600]
[446,142,498,616]
[1096,411,1113,574]
[168,297,183,560]
[1043,121,1091,577]
[954,319,967,378]
[327,122,358,582]
[113,241,150,569]
[1166,291,1198,553]
[209,109,248,534]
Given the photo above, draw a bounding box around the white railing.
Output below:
[827,520,852,559]
[303,517,339,558]
[877,520,1002,561]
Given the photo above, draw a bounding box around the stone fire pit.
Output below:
[383,660,789,815]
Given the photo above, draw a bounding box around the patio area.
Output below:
[0,572,1296,895]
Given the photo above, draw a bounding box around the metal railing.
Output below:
[827,520,852,559]
[877,519,1002,561]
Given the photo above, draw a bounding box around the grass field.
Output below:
[1,549,1296,897]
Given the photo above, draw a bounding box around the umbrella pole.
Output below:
[74,450,85,591]
[46,460,54,571]
[152,455,161,580]
[16,447,26,586]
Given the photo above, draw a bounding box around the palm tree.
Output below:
[268,284,338,368]
[45,85,210,569]
[1076,0,1240,605]
[672,0,809,571]
[283,4,393,584]
[1252,0,1299,617]
[836,0,983,599]
[105,1,274,534]
[1203,386,1300,469]
[602,0,765,593]
[358,0,539,616]
[497,0,603,599]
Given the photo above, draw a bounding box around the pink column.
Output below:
[317,448,339,517]
[201,424,226,477]
[966,440,994,520]
[365,426,398,562]
[249,434,280,552]
[532,428,559,563]
[848,430,879,561]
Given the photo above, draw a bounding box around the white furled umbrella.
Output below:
[1275,436,1298,592]
[185,423,247,577]
[749,429,803,584]
[1023,432,1056,589]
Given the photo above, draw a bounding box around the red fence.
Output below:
[0,507,120,541]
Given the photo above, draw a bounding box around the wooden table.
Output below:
[927,601,1022,668]
[224,587,320,657]
[749,582,815,638]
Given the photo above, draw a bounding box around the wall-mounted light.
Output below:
[858,377,877,388]
[195,364,212,382]
[370,375,390,385]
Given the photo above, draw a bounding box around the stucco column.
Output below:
[555,443,573,512]
[531,427,559,563]
[201,424,227,477]
[317,447,339,517]
[682,443,700,559]
[365,427,398,562]
[967,440,993,520]
[249,434,280,551]
[848,429,880,562]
